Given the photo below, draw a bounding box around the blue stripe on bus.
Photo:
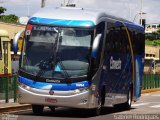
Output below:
[124,22,144,31]
[29,17,95,27]
[115,21,144,31]
[18,76,90,91]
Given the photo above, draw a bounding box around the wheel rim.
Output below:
[128,91,131,106]
[96,97,102,115]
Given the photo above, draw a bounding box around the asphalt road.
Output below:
[1,91,160,120]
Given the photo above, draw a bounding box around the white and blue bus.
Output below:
[14,7,145,115]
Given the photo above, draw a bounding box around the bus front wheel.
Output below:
[92,95,102,116]
[32,105,44,115]
[49,106,55,112]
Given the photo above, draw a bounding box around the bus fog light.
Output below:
[74,87,89,94]
[74,89,80,94]
[81,98,88,103]
[91,85,96,91]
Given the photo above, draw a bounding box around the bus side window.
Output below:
[105,22,115,54]
[0,38,2,60]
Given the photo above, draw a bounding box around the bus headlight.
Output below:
[74,87,89,94]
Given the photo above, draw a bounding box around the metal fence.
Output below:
[0,75,17,103]
[142,74,160,90]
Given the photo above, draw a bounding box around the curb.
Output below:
[0,104,31,113]
[141,88,160,94]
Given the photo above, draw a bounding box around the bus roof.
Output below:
[29,7,143,30]
[0,29,9,37]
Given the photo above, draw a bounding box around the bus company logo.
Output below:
[76,83,85,87]
[49,90,54,95]
[26,30,31,35]
[46,79,60,83]
[110,56,122,70]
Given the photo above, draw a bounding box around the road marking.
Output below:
[143,94,150,96]
[137,101,144,103]
[151,94,160,97]
[150,104,160,108]
[132,103,149,107]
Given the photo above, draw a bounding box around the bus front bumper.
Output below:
[18,86,97,109]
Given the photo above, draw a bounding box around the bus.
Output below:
[0,29,12,77]
[13,7,145,115]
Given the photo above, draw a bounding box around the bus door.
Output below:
[0,37,4,75]
[3,41,9,75]
[101,21,132,103]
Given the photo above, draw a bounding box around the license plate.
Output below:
[45,98,57,103]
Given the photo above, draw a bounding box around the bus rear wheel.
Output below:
[123,89,132,110]
[114,89,132,110]
[32,105,44,115]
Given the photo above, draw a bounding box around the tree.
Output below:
[0,7,18,24]
[157,28,160,39]
[0,6,6,15]
[0,14,18,23]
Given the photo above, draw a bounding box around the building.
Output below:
[0,22,25,39]
[145,23,160,33]
[144,45,160,74]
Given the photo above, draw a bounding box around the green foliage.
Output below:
[145,40,160,46]
[145,27,160,41]
[145,32,160,40]
[0,6,18,24]
[0,6,6,15]
[0,14,18,23]
[153,40,160,46]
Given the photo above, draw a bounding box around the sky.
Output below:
[0,0,160,25]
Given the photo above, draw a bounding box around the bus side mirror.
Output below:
[91,34,102,58]
[13,30,25,55]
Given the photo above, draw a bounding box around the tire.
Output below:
[32,105,44,115]
[92,94,103,116]
[123,89,132,110]
[49,106,55,112]
[114,89,132,110]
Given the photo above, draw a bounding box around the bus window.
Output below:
[105,22,129,54]
[0,38,2,60]
[129,29,145,55]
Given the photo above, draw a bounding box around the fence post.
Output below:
[158,75,160,88]
[13,75,17,102]
[156,74,158,88]
[143,74,146,90]
[142,75,144,90]
[5,76,9,103]
[144,75,146,90]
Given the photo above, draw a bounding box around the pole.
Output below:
[41,0,46,8]
[64,0,65,6]
[140,0,143,25]
[13,75,17,102]
[5,76,9,103]
[27,2,30,17]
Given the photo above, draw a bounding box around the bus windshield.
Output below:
[21,25,93,79]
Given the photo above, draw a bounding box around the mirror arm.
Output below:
[91,34,102,58]
[13,30,25,54]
